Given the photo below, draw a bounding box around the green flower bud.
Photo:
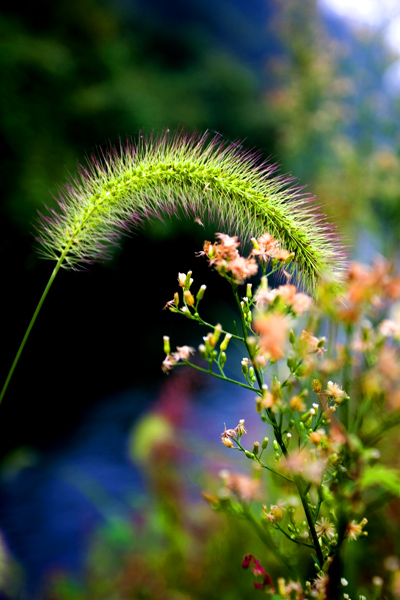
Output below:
[212,323,222,346]
[220,333,232,352]
[249,367,256,383]
[198,344,207,359]
[241,359,248,376]
[220,351,227,368]
[295,365,306,377]
[285,252,295,265]
[262,437,269,450]
[255,397,263,414]
[196,284,207,301]
[184,271,193,290]
[163,335,171,355]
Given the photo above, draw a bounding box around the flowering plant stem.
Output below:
[232,282,325,568]
[181,361,259,393]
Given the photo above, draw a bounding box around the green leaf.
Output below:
[360,465,400,496]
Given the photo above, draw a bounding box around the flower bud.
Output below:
[184,270,193,289]
[201,491,219,509]
[241,359,248,376]
[196,284,207,301]
[262,437,269,450]
[221,436,233,448]
[255,397,263,414]
[246,283,252,299]
[163,335,171,355]
[184,290,195,307]
[289,329,296,345]
[247,336,257,350]
[252,441,259,455]
[220,351,227,368]
[220,333,232,351]
[198,344,207,359]
[312,379,322,393]
[174,292,179,307]
[322,406,336,420]
[301,410,314,427]
[278,578,286,596]
[285,252,295,265]
[309,431,321,445]
[212,323,222,346]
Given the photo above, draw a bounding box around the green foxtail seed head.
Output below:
[37,129,346,289]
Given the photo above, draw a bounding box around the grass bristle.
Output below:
[37,129,346,289]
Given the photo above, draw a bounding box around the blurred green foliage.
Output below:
[267,0,400,254]
[0,0,275,238]
[40,409,271,600]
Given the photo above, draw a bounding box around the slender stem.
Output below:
[293,475,324,567]
[231,284,324,567]
[313,488,324,525]
[341,324,353,430]
[232,285,264,389]
[182,361,260,394]
[0,256,65,405]
[195,316,244,342]
[274,521,315,550]
[242,506,297,579]
[255,455,294,483]
[235,439,294,483]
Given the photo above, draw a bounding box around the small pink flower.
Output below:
[300,330,325,356]
[291,292,313,315]
[162,355,177,374]
[228,256,259,284]
[172,346,195,361]
[226,473,261,502]
[379,319,400,339]
[162,346,195,374]
[254,284,312,315]
[253,313,290,360]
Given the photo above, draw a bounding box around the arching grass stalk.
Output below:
[0,253,66,405]
[0,129,345,405]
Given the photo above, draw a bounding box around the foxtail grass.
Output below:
[0,129,345,405]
